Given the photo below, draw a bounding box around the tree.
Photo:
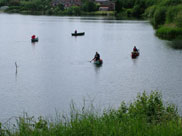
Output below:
[153,7,167,28]
[81,0,97,12]
[115,0,123,13]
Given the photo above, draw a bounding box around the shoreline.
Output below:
[1,10,182,42]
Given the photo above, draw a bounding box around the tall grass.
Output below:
[0,91,182,136]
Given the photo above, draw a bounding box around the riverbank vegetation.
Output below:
[0,91,182,136]
[115,0,182,40]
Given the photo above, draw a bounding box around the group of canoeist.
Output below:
[90,45,139,65]
[90,46,139,65]
[31,30,139,66]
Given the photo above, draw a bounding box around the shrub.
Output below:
[144,5,157,18]
[65,6,81,15]
[127,91,178,123]
[166,5,182,24]
[175,11,182,27]
[156,26,182,39]
[153,6,167,28]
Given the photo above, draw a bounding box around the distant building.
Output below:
[95,0,115,11]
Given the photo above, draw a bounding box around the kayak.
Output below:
[72,32,85,36]
[31,37,39,42]
[94,59,103,65]
[131,51,139,58]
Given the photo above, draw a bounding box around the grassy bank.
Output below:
[1,91,182,136]
[156,26,182,40]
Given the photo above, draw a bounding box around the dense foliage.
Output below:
[0,91,181,136]
[115,0,182,39]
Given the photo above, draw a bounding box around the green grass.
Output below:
[1,91,182,136]
[88,11,115,16]
[156,25,182,40]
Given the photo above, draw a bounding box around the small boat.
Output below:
[131,51,139,59]
[31,37,39,42]
[94,59,103,65]
[72,32,85,36]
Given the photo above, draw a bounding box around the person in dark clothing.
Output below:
[133,46,138,52]
[91,52,100,62]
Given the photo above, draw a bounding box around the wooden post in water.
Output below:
[15,62,18,74]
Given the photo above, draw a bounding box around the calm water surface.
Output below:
[0,13,182,122]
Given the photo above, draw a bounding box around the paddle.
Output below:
[90,58,95,63]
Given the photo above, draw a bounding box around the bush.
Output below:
[156,26,182,39]
[166,5,182,24]
[153,6,167,28]
[81,1,97,12]
[126,91,178,123]
[144,5,157,18]
[66,6,81,15]
[175,11,182,27]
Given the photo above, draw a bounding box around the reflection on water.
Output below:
[31,42,36,46]
[131,58,139,65]
[94,63,103,74]
[168,39,182,49]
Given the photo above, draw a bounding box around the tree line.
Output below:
[0,0,98,15]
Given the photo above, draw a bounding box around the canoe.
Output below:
[131,51,139,58]
[94,59,103,65]
[72,32,85,36]
[31,37,39,42]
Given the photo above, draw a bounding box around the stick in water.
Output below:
[15,62,18,73]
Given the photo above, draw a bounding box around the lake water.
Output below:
[0,13,182,122]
